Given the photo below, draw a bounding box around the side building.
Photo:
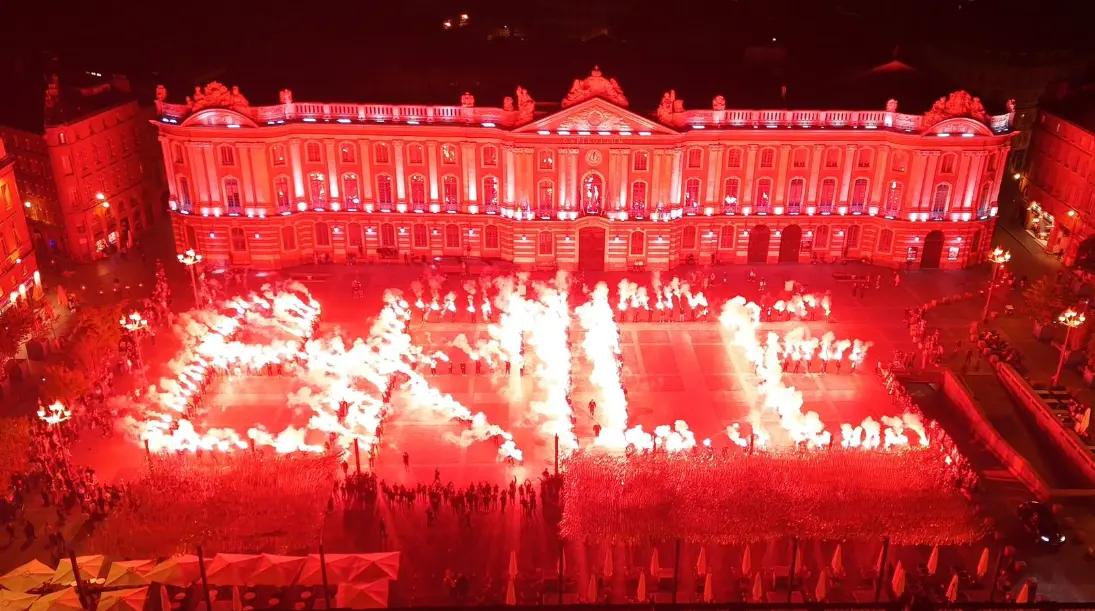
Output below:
[0,139,41,306]
[155,69,1015,271]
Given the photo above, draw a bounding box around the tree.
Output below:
[1074,236,1095,273]
[1022,276,1073,322]
[39,363,91,404]
[0,304,36,364]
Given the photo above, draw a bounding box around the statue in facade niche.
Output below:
[460,91,476,107]
[503,96,514,111]
[155,84,167,102]
[279,88,294,104]
[885,98,898,113]
[712,95,726,111]
[515,86,535,123]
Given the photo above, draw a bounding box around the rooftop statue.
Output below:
[922,90,989,127]
[190,81,251,113]
[712,95,726,111]
[460,91,476,108]
[561,66,628,108]
[515,86,536,124]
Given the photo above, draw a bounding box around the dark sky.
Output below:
[3,0,1094,116]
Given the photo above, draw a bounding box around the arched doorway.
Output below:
[921,230,944,269]
[578,227,606,271]
[778,225,802,263]
[747,225,771,263]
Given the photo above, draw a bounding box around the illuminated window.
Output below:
[819,178,836,213]
[787,178,805,213]
[890,150,908,172]
[683,225,697,248]
[441,144,457,164]
[633,151,649,171]
[538,231,553,255]
[308,172,327,206]
[885,181,903,216]
[759,147,775,168]
[792,147,808,168]
[856,148,872,169]
[582,174,604,213]
[230,228,247,251]
[376,175,393,205]
[223,177,241,213]
[485,225,499,249]
[177,177,192,212]
[977,182,992,216]
[720,226,734,248]
[629,230,645,255]
[687,148,703,168]
[373,143,390,164]
[219,146,235,166]
[684,178,701,211]
[940,153,956,174]
[538,150,554,170]
[850,178,868,213]
[931,184,950,219]
[413,224,427,248]
[342,173,360,203]
[538,180,554,216]
[340,143,356,163]
[275,176,291,213]
[446,224,460,248]
[315,222,330,246]
[482,145,498,167]
[306,142,322,163]
[482,176,499,213]
[824,147,840,168]
[282,226,296,250]
[410,174,427,208]
[726,148,743,168]
[407,144,424,165]
[271,144,287,166]
[755,178,772,213]
[631,181,647,215]
[442,175,459,211]
[877,229,894,252]
[723,178,740,213]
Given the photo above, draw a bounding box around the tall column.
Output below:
[289,139,304,198]
[239,145,255,204]
[159,140,177,199]
[870,145,890,203]
[426,141,439,202]
[906,151,928,213]
[325,140,340,199]
[806,144,824,202]
[393,141,406,201]
[201,144,220,202]
[668,148,683,205]
[919,152,940,210]
[185,144,208,203]
[952,152,974,213]
[503,145,516,204]
[615,148,629,210]
[649,150,663,208]
[706,144,724,204]
[516,148,534,207]
[249,144,269,205]
[557,148,568,210]
[989,146,1009,210]
[773,144,791,204]
[742,145,759,203]
[963,152,986,209]
[461,142,478,202]
[358,140,373,201]
[838,144,858,203]
[567,149,578,209]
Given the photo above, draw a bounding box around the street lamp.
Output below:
[982,247,1011,321]
[177,248,204,306]
[120,311,149,384]
[1052,307,1086,386]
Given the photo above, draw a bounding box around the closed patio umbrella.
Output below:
[507,550,518,579]
[504,577,516,606]
[741,546,752,577]
[1014,580,1032,603]
[945,573,960,602]
[585,575,597,602]
[602,546,613,579]
[695,546,707,577]
[891,561,906,598]
[649,548,660,577]
[750,571,763,602]
[830,544,844,577]
[702,572,714,603]
[814,569,829,602]
[975,547,991,580]
[926,545,940,576]
[636,571,647,602]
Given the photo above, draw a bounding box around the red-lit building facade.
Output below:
[156,69,1015,271]
[0,139,41,306]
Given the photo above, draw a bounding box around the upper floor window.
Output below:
[410,174,427,207]
[308,172,327,206]
[819,178,837,213]
[219,146,235,166]
[940,153,957,174]
[342,173,360,204]
[442,175,459,210]
[855,148,872,169]
[373,143,390,164]
[633,151,649,171]
[339,143,356,163]
[787,178,805,212]
[850,178,868,212]
[792,148,808,169]
[441,144,457,164]
[759,147,775,169]
[306,142,322,163]
[376,175,393,205]
[687,148,703,168]
[538,150,554,170]
[931,183,950,219]
[755,178,772,212]
[824,147,840,168]
[407,144,424,165]
[482,145,498,167]
[684,178,701,210]
[224,177,241,212]
[172,143,184,164]
[885,180,903,216]
[723,178,740,212]
[890,150,908,172]
[726,147,743,168]
[177,177,192,211]
[271,144,287,166]
[986,153,997,173]
[537,180,554,215]
[482,176,499,213]
[631,181,647,211]
[274,176,291,213]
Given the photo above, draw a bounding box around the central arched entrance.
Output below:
[778,224,802,263]
[921,230,944,269]
[747,225,771,263]
[578,227,606,271]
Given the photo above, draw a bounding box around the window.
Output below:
[282,226,296,250]
[759,148,775,168]
[538,180,554,216]
[538,150,554,170]
[940,153,956,174]
[410,175,427,208]
[723,178,740,213]
[230,228,247,252]
[315,222,330,246]
[683,226,697,248]
[342,173,360,204]
[755,178,772,213]
[376,175,393,205]
[720,226,735,248]
[380,223,395,247]
[274,176,291,213]
[629,230,645,255]
[819,178,836,213]
[482,145,498,167]
[582,174,603,212]
[224,177,242,213]
[485,225,499,249]
[884,181,903,216]
[308,172,328,206]
[173,144,184,164]
[539,231,553,255]
[441,144,457,164]
[815,225,829,248]
[339,143,355,163]
[631,181,647,215]
[846,225,860,249]
[446,224,460,248]
[978,182,992,216]
[219,146,235,166]
[483,176,499,213]
[306,142,322,163]
[373,143,390,164]
[684,178,701,212]
[177,177,192,212]
[787,178,805,213]
[890,151,908,172]
[931,184,950,219]
[348,223,362,247]
[407,144,424,165]
[413,224,428,248]
[877,229,894,253]
[442,175,459,211]
[855,148,872,169]
[726,148,743,168]
[687,148,703,168]
[850,178,868,213]
[792,148,808,168]
[633,151,649,171]
[824,147,840,168]
[271,144,286,166]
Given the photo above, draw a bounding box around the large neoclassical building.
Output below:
[155,68,1015,271]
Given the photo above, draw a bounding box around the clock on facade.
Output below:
[585,149,603,166]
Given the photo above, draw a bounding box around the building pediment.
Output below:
[514,98,676,135]
[180,108,258,129]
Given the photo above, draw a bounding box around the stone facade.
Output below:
[0,139,40,305]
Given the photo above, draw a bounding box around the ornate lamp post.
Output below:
[120,311,149,371]
[1052,308,1086,386]
[981,247,1011,321]
[177,249,203,306]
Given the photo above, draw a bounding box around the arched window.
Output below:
[755,178,772,213]
[407,144,424,165]
[274,176,291,213]
[850,178,868,213]
[484,225,499,249]
[441,144,457,164]
[683,226,697,249]
[855,148,873,169]
[219,146,235,166]
[629,230,645,255]
[978,182,992,216]
[684,177,701,212]
[230,228,247,252]
[315,222,330,246]
[787,178,805,213]
[931,184,950,219]
[726,148,743,168]
[877,229,894,253]
[631,181,647,216]
[884,180,903,216]
[720,226,735,248]
[824,147,840,168]
[538,231,553,255]
[410,175,427,209]
[723,178,740,213]
[308,172,327,207]
[306,142,322,163]
[582,174,603,213]
[176,177,192,212]
[538,150,554,170]
[537,180,554,217]
[413,224,428,248]
[342,173,360,204]
[687,148,703,168]
[282,226,296,250]
[890,150,908,172]
[380,223,395,247]
[348,222,362,247]
[442,175,459,212]
[271,144,286,166]
[482,176,499,214]
[445,224,460,248]
[376,175,393,206]
[759,147,775,168]
[373,143,390,164]
[940,153,957,174]
[633,151,649,171]
[819,178,837,213]
[481,145,498,167]
[223,177,241,213]
[815,225,829,248]
[792,147,808,168]
[339,142,356,163]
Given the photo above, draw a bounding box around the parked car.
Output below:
[1017,501,1066,547]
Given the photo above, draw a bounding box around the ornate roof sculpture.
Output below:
[561,66,628,108]
[922,90,990,128]
[187,81,251,114]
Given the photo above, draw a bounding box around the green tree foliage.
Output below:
[39,363,91,403]
[0,304,36,364]
[1022,276,1074,322]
